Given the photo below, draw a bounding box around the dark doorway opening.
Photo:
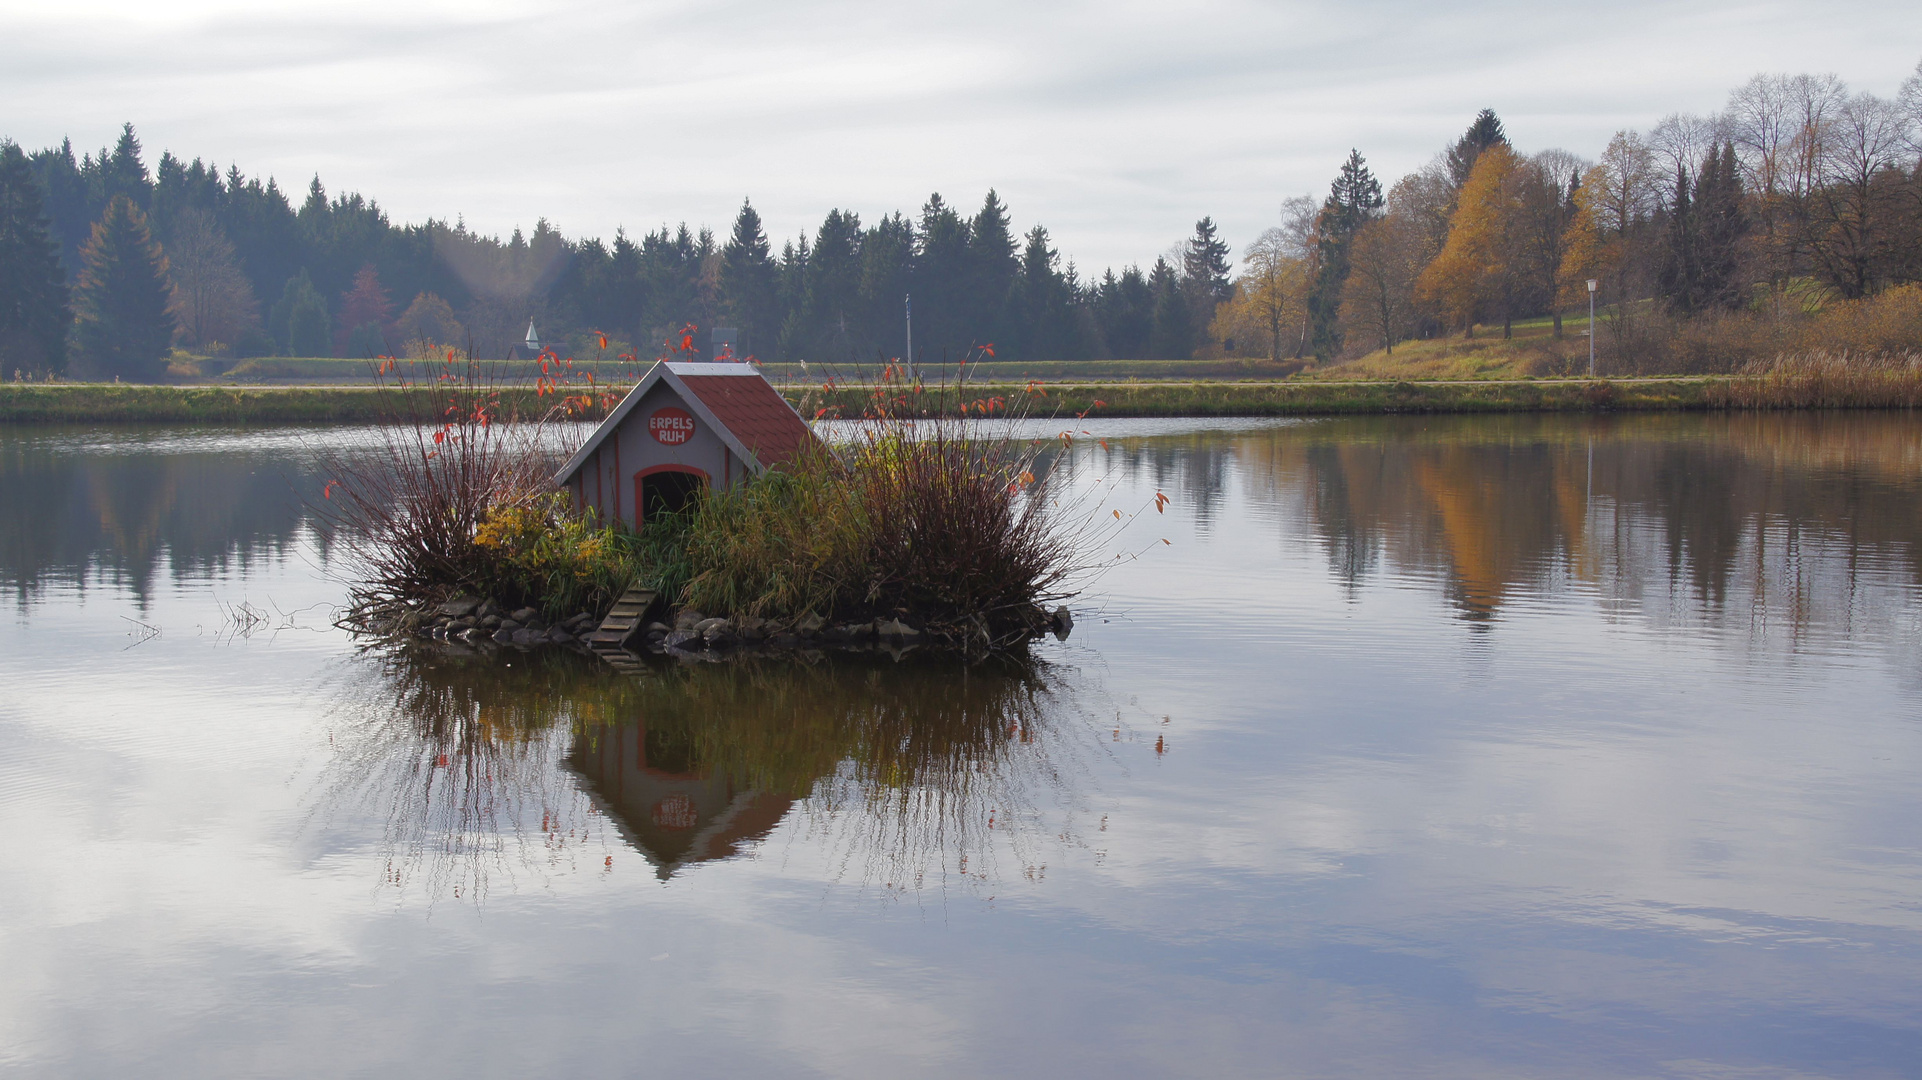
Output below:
[638,469,706,521]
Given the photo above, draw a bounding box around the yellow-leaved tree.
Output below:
[1556,174,1608,313]
[1214,227,1311,361]
[1417,143,1530,337]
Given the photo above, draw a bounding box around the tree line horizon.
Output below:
[2,55,1919,381]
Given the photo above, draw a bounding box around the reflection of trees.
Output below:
[322,645,1093,901]
[0,430,317,607]
[1092,414,1922,646]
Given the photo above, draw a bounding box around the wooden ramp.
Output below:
[585,586,658,672]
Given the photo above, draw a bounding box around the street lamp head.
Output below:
[1586,279,1598,293]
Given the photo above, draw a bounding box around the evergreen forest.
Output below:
[2,56,1920,381]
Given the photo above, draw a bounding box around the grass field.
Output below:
[10,366,1921,425]
[1296,314,1597,382]
[175,355,1313,385]
[0,384,567,424]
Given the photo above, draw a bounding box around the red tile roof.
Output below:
[677,373,821,469]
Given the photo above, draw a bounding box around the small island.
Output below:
[327,349,1086,662]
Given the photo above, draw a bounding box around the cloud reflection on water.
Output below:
[4,415,1922,1075]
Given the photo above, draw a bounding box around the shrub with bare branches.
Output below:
[316,352,621,626]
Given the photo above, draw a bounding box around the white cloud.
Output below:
[5,1,1918,266]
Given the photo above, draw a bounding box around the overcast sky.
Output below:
[4,0,1918,272]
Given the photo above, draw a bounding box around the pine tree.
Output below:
[1014,225,1075,361]
[71,195,174,379]
[1694,143,1747,311]
[1181,217,1234,352]
[1183,217,1233,305]
[1308,150,1384,360]
[1094,266,1154,359]
[803,209,863,361]
[967,191,1019,344]
[26,138,92,277]
[0,142,72,377]
[775,235,809,359]
[1147,257,1194,359]
[103,123,151,212]
[913,194,971,357]
[859,212,913,360]
[720,199,777,358]
[1659,165,1699,313]
[271,270,330,356]
[1447,109,1508,189]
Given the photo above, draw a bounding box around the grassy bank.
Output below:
[806,363,1922,417]
[9,361,1922,425]
[1295,330,1584,381]
[161,355,1310,385]
[0,383,575,424]
[1309,283,1922,381]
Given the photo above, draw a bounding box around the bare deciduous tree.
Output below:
[1279,195,1320,355]
[1808,91,1913,297]
[1233,227,1309,361]
[163,207,259,351]
[1341,212,1426,354]
[1650,112,1729,185]
[1726,72,1849,309]
[1902,58,1922,154]
[1590,132,1660,236]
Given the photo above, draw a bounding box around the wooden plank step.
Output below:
[587,587,659,659]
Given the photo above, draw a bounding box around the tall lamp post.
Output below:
[1586,279,1598,377]
[905,293,914,380]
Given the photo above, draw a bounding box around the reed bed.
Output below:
[1706,350,1922,410]
[314,353,643,627]
[677,364,1096,648]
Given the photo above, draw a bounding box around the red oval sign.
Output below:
[649,407,695,445]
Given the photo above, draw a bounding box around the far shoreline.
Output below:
[4,374,1921,425]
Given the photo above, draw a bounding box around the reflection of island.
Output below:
[327,644,1087,900]
[567,654,1083,889]
[569,718,793,880]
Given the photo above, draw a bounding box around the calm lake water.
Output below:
[3,414,1920,1078]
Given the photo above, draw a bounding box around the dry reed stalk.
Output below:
[685,358,1137,650]
[1711,349,1922,410]
[314,351,594,626]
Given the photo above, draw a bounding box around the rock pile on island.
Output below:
[366,596,1073,665]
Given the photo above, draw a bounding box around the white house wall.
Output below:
[571,383,740,529]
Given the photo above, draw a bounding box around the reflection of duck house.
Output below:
[568,721,793,880]
[553,361,820,528]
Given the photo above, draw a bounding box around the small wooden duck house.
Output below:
[554,361,820,527]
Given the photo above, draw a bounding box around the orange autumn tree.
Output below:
[1556,177,1609,316]
[336,264,395,356]
[1417,143,1533,338]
